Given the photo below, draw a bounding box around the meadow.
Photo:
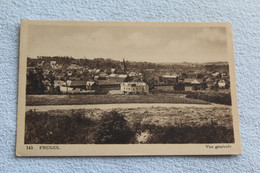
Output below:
[25,105,234,144]
[26,90,233,106]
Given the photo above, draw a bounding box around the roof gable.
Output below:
[184,78,203,84]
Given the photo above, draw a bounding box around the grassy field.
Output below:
[25,105,234,144]
[26,94,208,106]
[26,94,209,106]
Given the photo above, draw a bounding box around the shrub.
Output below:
[94,110,134,144]
[144,122,234,144]
[186,91,232,105]
[25,109,95,144]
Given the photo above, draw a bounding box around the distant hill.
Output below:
[201,61,229,66]
[27,56,229,72]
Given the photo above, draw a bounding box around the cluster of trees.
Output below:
[25,110,134,144]
[27,57,122,69]
[27,56,228,72]
[26,68,55,94]
[186,91,232,105]
[26,68,45,94]
[204,63,229,72]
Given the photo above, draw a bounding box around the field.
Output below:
[25,105,234,144]
[26,94,209,106]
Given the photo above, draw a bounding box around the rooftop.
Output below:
[162,75,178,78]
[68,80,86,87]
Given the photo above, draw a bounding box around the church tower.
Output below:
[121,58,127,72]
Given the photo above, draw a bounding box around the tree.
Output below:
[26,68,45,94]
[95,110,133,144]
[201,82,208,90]
[142,72,156,89]
[47,71,55,91]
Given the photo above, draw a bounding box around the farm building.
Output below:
[183,78,203,91]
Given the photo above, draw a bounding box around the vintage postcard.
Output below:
[16,20,241,156]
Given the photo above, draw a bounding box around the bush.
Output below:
[25,109,95,144]
[144,122,234,143]
[186,91,232,105]
[94,110,134,144]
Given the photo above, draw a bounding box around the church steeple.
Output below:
[121,58,127,72]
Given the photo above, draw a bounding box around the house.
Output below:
[60,85,72,93]
[107,74,128,83]
[86,81,98,90]
[117,74,128,82]
[129,71,138,77]
[205,78,215,88]
[161,75,179,84]
[67,71,73,76]
[69,64,82,70]
[66,80,86,90]
[114,68,126,74]
[95,69,101,74]
[94,76,107,84]
[183,78,203,91]
[55,73,65,80]
[88,69,96,74]
[43,80,52,91]
[99,71,108,77]
[212,71,220,77]
[121,82,149,94]
[104,68,116,75]
[38,61,45,67]
[108,73,117,78]
[111,68,116,74]
[221,72,229,79]
[218,80,227,88]
[154,85,174,92]
[97,83,121,93]
[50,61,56,68]
[42,69,50,77]
[145,69,155,73]
[54,80,66,88]
[222,72,228,77]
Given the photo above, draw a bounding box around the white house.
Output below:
[218,80,227,88]
[50,61,56,68]
[121,82,149,94]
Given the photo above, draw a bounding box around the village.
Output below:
[26,57,230,95]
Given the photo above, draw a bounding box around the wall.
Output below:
[0,0,259,172]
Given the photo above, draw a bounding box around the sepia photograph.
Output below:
[16,20,241,156]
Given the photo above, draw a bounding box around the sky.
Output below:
[27,22,229,63]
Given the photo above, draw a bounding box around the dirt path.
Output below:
[26,103,229,112]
